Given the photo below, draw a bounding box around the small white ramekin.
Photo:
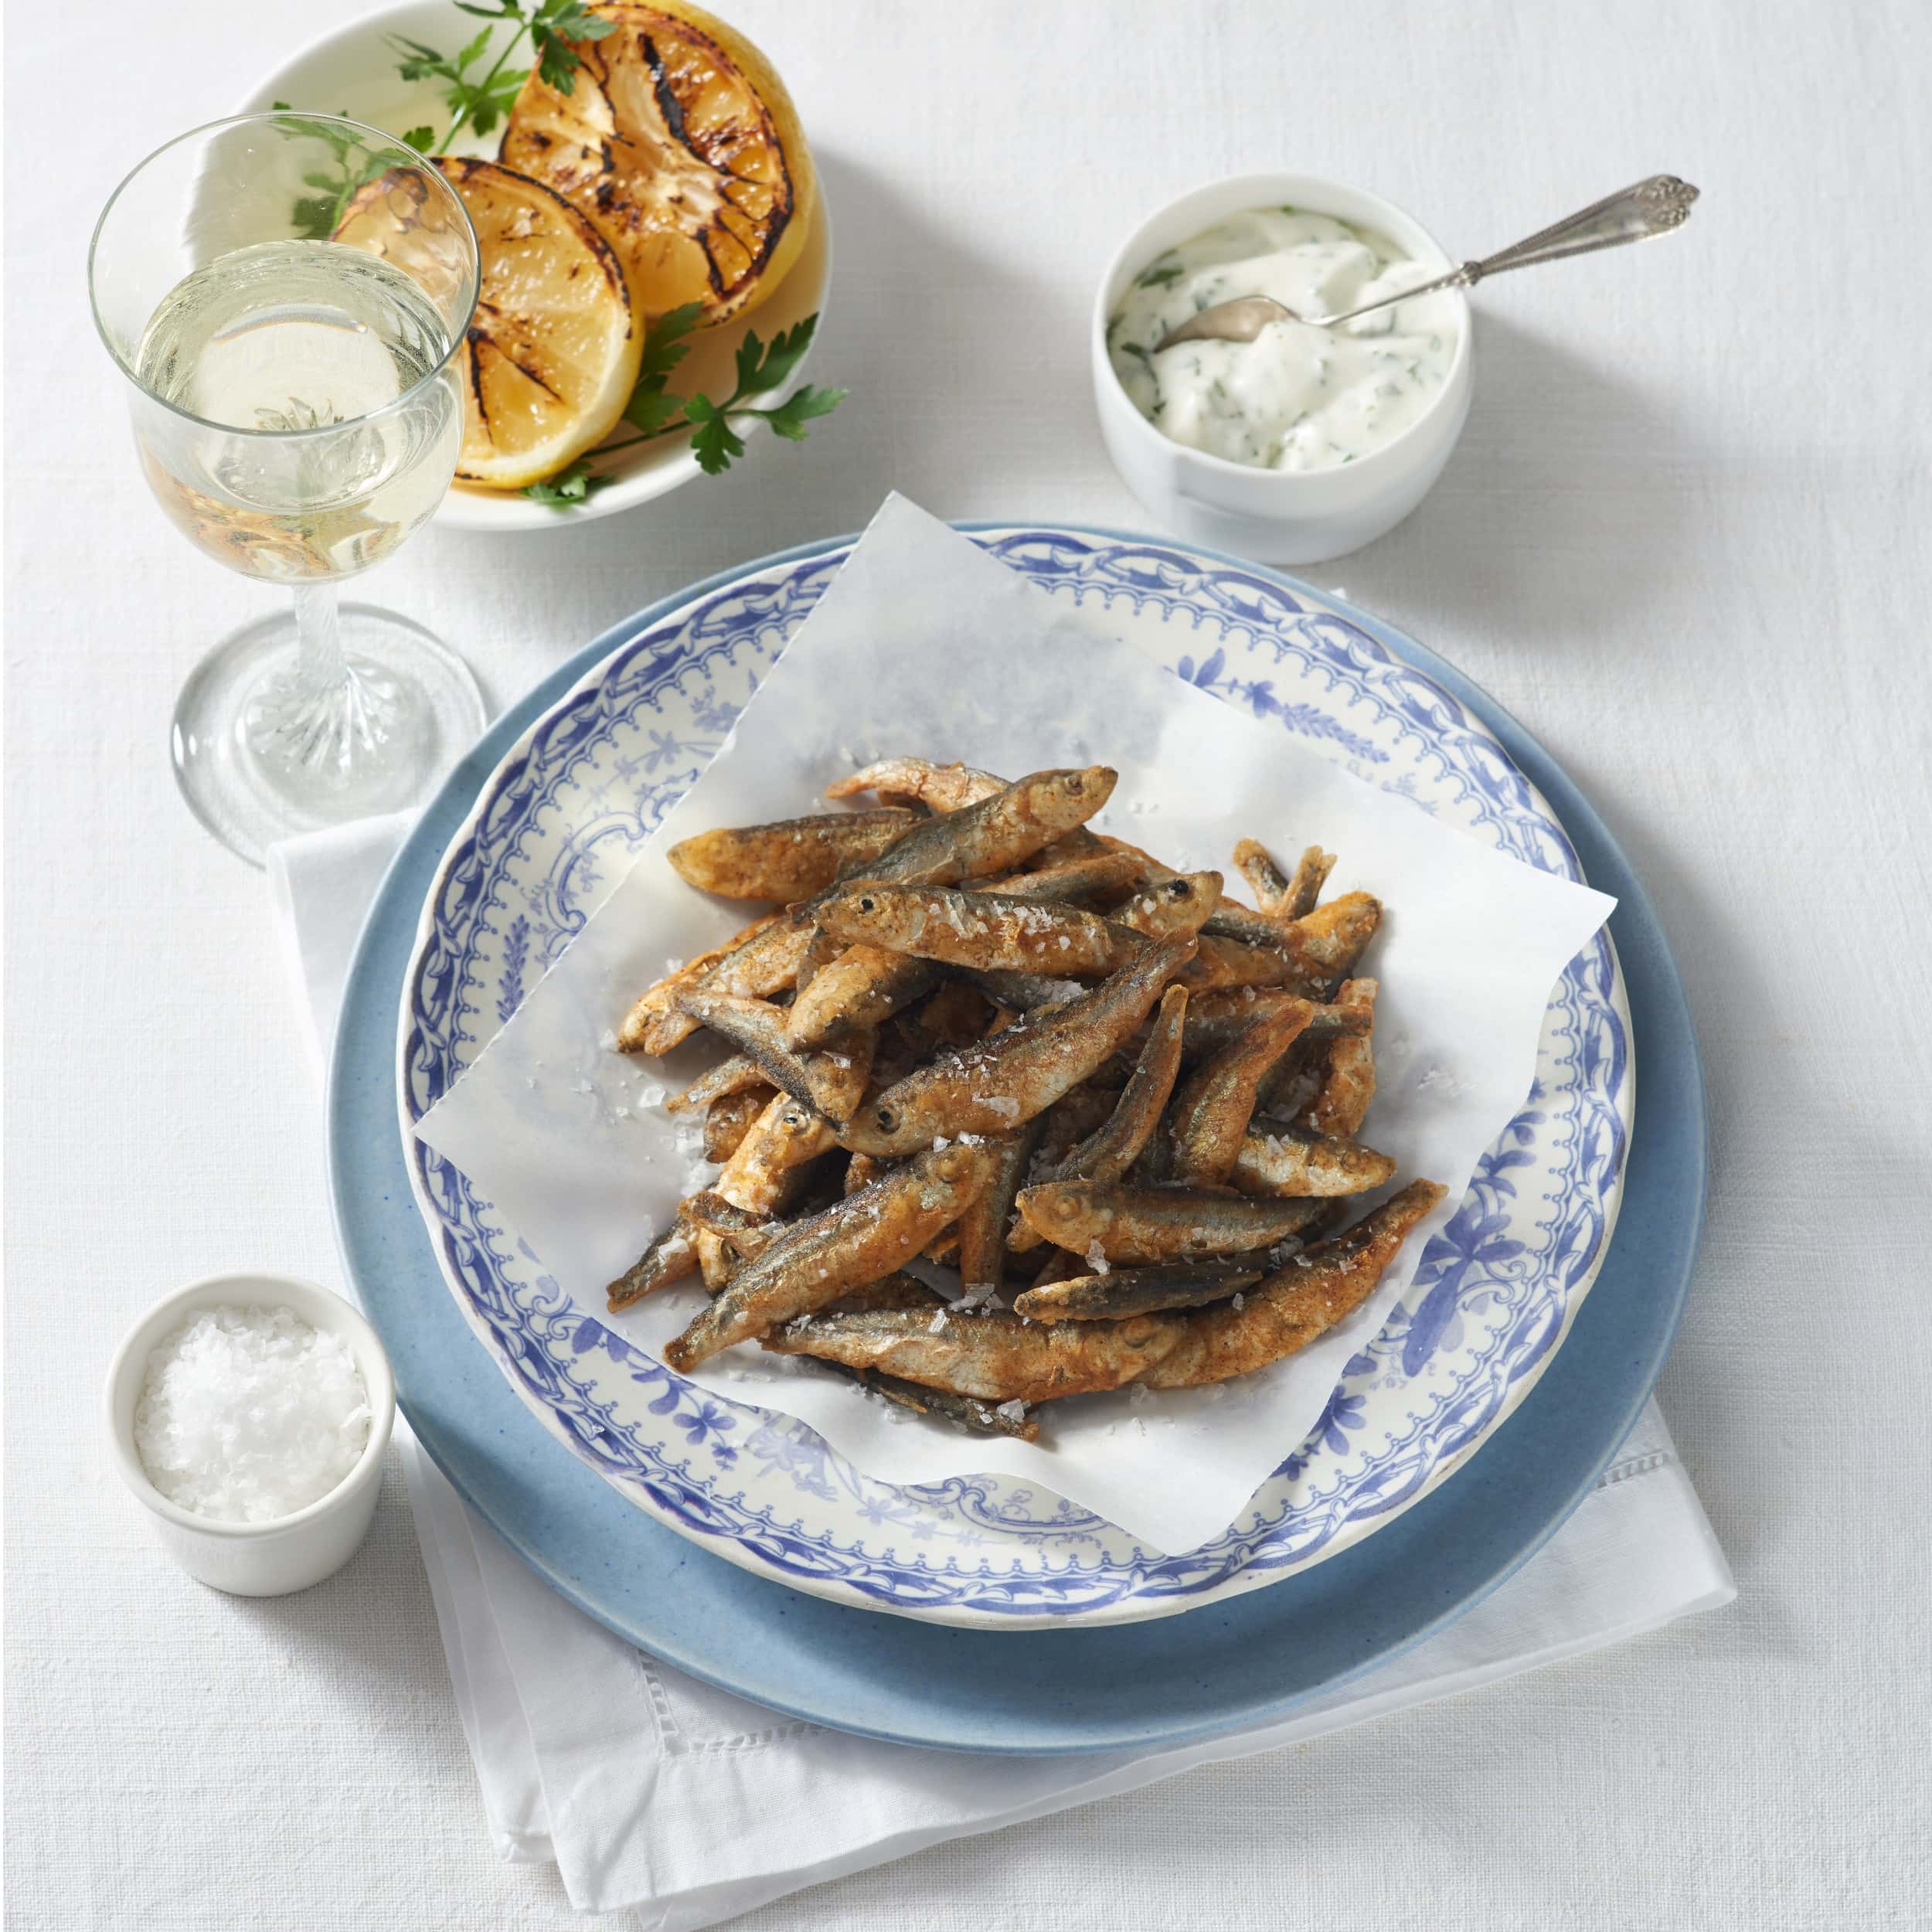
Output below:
[104,1273,396,1597]
[1092,172,1474,565]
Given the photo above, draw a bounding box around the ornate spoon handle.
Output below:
[1462,173,1700,284]
[1313,175,1699,325]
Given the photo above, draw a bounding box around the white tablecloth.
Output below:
[7,2,1929,1927]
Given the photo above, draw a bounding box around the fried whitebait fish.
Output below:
[1301,977,1378,1138]
[668,808,920,903]
[818,883,1145,977]
[674,990,872,1124]
[1165,997,1321,1188]
[713,1092,839,1216]
[1010,987,1188,1250]
[764,1306,1185,1402]
[825,759,1005,812]
[953,1121,1044,1297]
[1231,1123,1398,1197]
[837,766,1117,889]
[1138,1179,1445,1387]
[702,1087,770,1162]
[663,1140,1001,1372]
[1014,1179,1328,1264]
[1012,1257,1267,1322]
[606,1220,699,1309]
[842,934,1196,1156]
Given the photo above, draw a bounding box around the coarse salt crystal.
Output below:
[928,1309,949,1333]
[133,1305,369,1524]
[995,1400,1028,1423]
[1084,1242,1111,1276]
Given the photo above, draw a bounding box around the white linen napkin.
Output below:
[270,814,1734,1925]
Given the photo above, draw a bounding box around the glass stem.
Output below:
[290,581,349,702]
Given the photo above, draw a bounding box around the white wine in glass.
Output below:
[90,114,487,864]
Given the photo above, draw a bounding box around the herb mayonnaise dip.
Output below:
[1107,208,1459,474]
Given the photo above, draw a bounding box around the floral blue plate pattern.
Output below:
[398,528,1632,1628]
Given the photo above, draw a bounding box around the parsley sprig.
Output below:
[387,0,616,154]
[271,108,392,240]
[522,307,849,505]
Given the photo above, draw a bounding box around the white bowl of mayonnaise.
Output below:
[1093,173,1472,564]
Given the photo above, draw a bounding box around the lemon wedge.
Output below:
[338,157,643,490]
[500,0,815,328]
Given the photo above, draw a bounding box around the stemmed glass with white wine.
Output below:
[89,113,486,865]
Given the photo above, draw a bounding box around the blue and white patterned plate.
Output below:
[398,527,1632,1629]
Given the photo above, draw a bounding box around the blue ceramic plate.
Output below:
[330,526,1703,1749]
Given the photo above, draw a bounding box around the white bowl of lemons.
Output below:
[241,0,835,532]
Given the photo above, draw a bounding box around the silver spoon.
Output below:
[1152,174,1699,352]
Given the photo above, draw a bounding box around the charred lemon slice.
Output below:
[339,157,642,490]
[499,0,815,327]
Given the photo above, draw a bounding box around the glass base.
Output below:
[172,604,488,866]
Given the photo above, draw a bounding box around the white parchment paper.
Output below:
[417,495,1614,1552]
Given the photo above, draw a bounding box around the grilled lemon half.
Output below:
[499,0,815,328]
[338,158,643,490]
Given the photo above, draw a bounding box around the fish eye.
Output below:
[1165,879,1192,899]
[875,1105,897,1131]
[857,894,876,913]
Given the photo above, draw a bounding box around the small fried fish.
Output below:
[1014,1179,1328,1264]
[954,1120,1045,1295]
[1013,1257,1266,1321]
[842,935,1197,1156]
[1113,870,1223,941]
[1138,1180,1445,1387]
[713,1092,839,1216]
[818,883,1143,977]
[825,759,1005,813]
[1284,845,1337,919]
[1301,977,1378,1138]
[606,1221,699,1310]
[1165,998,1319,1188]
[675,990,872,1124]
[702,1086,771,1162]
[666,1054,770,1114]
[764,1306,1184,1402]
[1230,838,1293,913]
[1011,987,1188,1251]
[786,945,938,1047]
[668,809,919,903]
[663,1141,1002,1372]
[1231,1122,1398,1197]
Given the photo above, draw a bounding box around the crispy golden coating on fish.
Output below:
[1014,1179,1328,1264]
[818,883,1145,978]
[663,1141,1002,1372]
[1284,845,1337,919]
[785,944,938,1048]
[674,989,872,1124]
[604,755,1441,1428]
[1230,1123,1398,1197]
[668,809,920,903]
[1113,870,1223,941]
[1013,1257,1265,1322]
[1165,998,1319,1188]
[1138,1180,1445,1387]
[713,1093,838,1216]
[954,1121,1044,1296]
[825,758,1004,813]
[1302,977,1379,1138]
[842,935,1196,1155]
[702,1086,771,1162]
[764,1305,1185,1402]
[606,1220,699,1309]
[1231,838,1293,913]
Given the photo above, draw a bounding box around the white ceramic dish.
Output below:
[103,1273,396,1596]
[1091,172,1472,565]
[240,0,833,534]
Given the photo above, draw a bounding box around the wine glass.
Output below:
[89,113,486,866]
